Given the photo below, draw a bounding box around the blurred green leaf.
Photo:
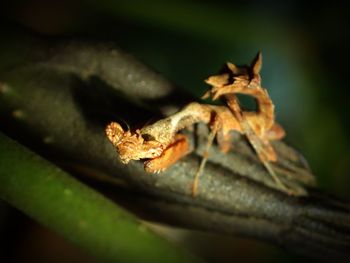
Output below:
[0,132,200,263]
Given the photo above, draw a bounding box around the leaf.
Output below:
[0,132,200,263]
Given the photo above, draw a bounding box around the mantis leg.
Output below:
[225,94,291,193]
[191,114,221,196]
[144,134,190,173]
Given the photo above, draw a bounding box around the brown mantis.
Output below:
[106,52,291,196]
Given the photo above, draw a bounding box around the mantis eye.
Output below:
[105,122,125,145]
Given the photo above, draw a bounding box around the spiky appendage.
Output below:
[144,134,190,173]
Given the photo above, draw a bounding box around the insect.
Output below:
[106,52,289,195]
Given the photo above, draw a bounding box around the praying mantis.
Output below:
[106,52,293,195]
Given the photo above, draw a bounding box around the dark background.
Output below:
[1,1,349,262]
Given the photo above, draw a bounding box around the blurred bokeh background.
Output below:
[1,0,349,262]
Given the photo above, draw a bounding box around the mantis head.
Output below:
[105,122,163,164]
